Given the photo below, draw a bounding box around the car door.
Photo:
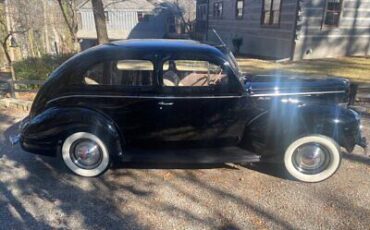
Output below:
[64,57,165,149]
[155,56,247,149]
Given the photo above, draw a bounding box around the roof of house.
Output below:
[78,0,162,10]
[110,39,202,47]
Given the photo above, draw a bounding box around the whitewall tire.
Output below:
[62,132,110,177]
[284,135,341,183]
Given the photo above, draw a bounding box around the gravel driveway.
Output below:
[0,108,369,230]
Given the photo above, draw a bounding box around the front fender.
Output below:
[243,103,361,157]
[21,107,122,156]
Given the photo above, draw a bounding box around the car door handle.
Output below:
[158,101,174,106]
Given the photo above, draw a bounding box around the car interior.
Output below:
[162,60,228,87]
[84,60,154,86]
[83,59,228,88]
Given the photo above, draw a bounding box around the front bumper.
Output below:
[358,136,368,149]
[9,134,20,146]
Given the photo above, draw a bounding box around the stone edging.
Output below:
[0,98,32,111]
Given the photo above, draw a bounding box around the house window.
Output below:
[236,0,244,19]
[137,12,150,22]
[213,2,223,19]
[138,12,144,22]
[197,4,208,21]
[324,0,343,26]
[261,0,282,26]
[77,12,83,29]
[104,11,110,23]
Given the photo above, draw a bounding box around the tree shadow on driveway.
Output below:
[1,119,298,229]
[1,121,149,229]
[240,162,289,181]
[342,152,370,166]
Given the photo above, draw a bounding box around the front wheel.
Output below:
[284,135,341,183]
[62,132,110,177]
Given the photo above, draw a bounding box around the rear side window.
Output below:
[83,60,154,86]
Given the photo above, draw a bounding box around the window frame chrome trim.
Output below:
[249,90,346,97]
[46,90,346,104]
[47,94,244,105]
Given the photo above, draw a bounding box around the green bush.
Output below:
[13,53,75,81]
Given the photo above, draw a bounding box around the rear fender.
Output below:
[22,107,123,157]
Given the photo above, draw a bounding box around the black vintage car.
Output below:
[15,39,367,182]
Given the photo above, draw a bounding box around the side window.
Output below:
[261,0,282,26]
[213,2,223,19]
[161,60,228,87]
[323,0,343,27]
[83,60,154,87]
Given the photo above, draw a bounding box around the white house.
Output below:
[77,0,178,49]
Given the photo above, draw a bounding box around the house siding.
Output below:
[76,0,173,42]
[293,0,370,60]
[206,0,298,60]
[77,9,168,40]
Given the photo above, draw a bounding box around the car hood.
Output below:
[245,75,350,96]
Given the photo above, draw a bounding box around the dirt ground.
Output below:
[237,57,370,83]
[0,108,369,230]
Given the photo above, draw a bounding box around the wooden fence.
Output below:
[13,79,45,93]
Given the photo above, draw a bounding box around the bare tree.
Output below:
[0,4,11,64]
[56,0,79,47]
[91,0,109,44]
[0,1,27,65]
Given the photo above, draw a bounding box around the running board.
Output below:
[121,147,261,164]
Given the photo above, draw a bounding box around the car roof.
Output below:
[51,39,229,79]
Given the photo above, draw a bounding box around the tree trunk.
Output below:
[56,0,76,42]
[91,0,109,44]
[43,0,51,54]
[1,41,11,65]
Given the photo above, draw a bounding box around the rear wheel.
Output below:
[62,132,110,177]
[284,135,341,183]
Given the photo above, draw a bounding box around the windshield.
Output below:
[227,50,241,76]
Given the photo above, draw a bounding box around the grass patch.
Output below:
[237,57,370,83]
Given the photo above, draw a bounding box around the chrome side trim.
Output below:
[47,94,244,104]
[250,90,346,97]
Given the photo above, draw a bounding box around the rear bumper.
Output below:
[11,116,57,157]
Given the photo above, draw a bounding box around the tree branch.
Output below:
[56,0,77,42]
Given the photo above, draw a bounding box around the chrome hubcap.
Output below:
[70,139,102,169]
[292,143,331,174]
